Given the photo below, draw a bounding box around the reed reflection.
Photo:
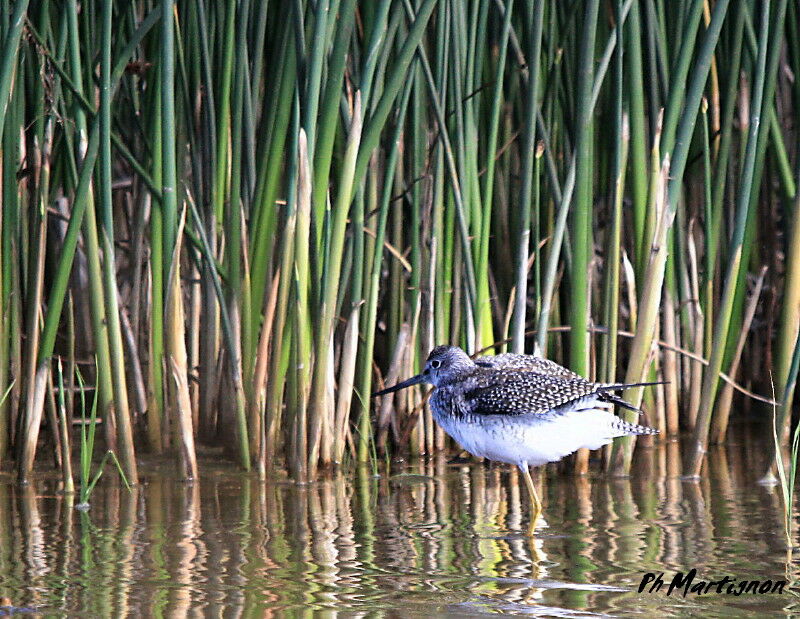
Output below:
[0,435,794,615]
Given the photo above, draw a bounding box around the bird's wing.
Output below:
[527,357,583,378]
[459,372,602,417]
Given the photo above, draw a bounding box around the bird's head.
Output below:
[373,345,474,395]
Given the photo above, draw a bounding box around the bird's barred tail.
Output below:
[612,417,659,436]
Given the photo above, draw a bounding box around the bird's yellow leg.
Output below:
[518,463,541,534]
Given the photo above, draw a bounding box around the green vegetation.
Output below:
[74,364,130,508]
[0,0,797,482]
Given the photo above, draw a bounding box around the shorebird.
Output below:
[374,345,658,532]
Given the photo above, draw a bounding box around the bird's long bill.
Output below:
[372,373,425,397]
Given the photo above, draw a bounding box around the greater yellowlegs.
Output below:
[374,345,658,531]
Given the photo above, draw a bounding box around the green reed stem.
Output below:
[568,0,599,377]
[510,0,541,354]
[0,0,28,139]
[100,0,137,484]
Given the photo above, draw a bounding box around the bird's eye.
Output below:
[430,359,441,369]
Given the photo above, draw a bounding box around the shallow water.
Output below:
[0,430,798,617]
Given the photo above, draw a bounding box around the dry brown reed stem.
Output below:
[622,252,638,329]
[253,271,281,412]
[45,372,62,470]
[702,0,722,154]
[170,358,198,481]
[662,288,680,436]
[377,323,411,452]
[423,236,437,455]
[335,309,360,464]
[687,223,704,430]
[710,266,768,444]
[292,129,313,480]
[188,259,202,428]
[56,360,74,494]
[18,117,54,482]
[165,209,198,480]
[119,307,148,423]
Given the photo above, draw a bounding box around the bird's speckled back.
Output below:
[474,353,581,379]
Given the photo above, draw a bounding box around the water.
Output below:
[0,432,797,617]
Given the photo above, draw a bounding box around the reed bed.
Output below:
[0,0,798,482]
